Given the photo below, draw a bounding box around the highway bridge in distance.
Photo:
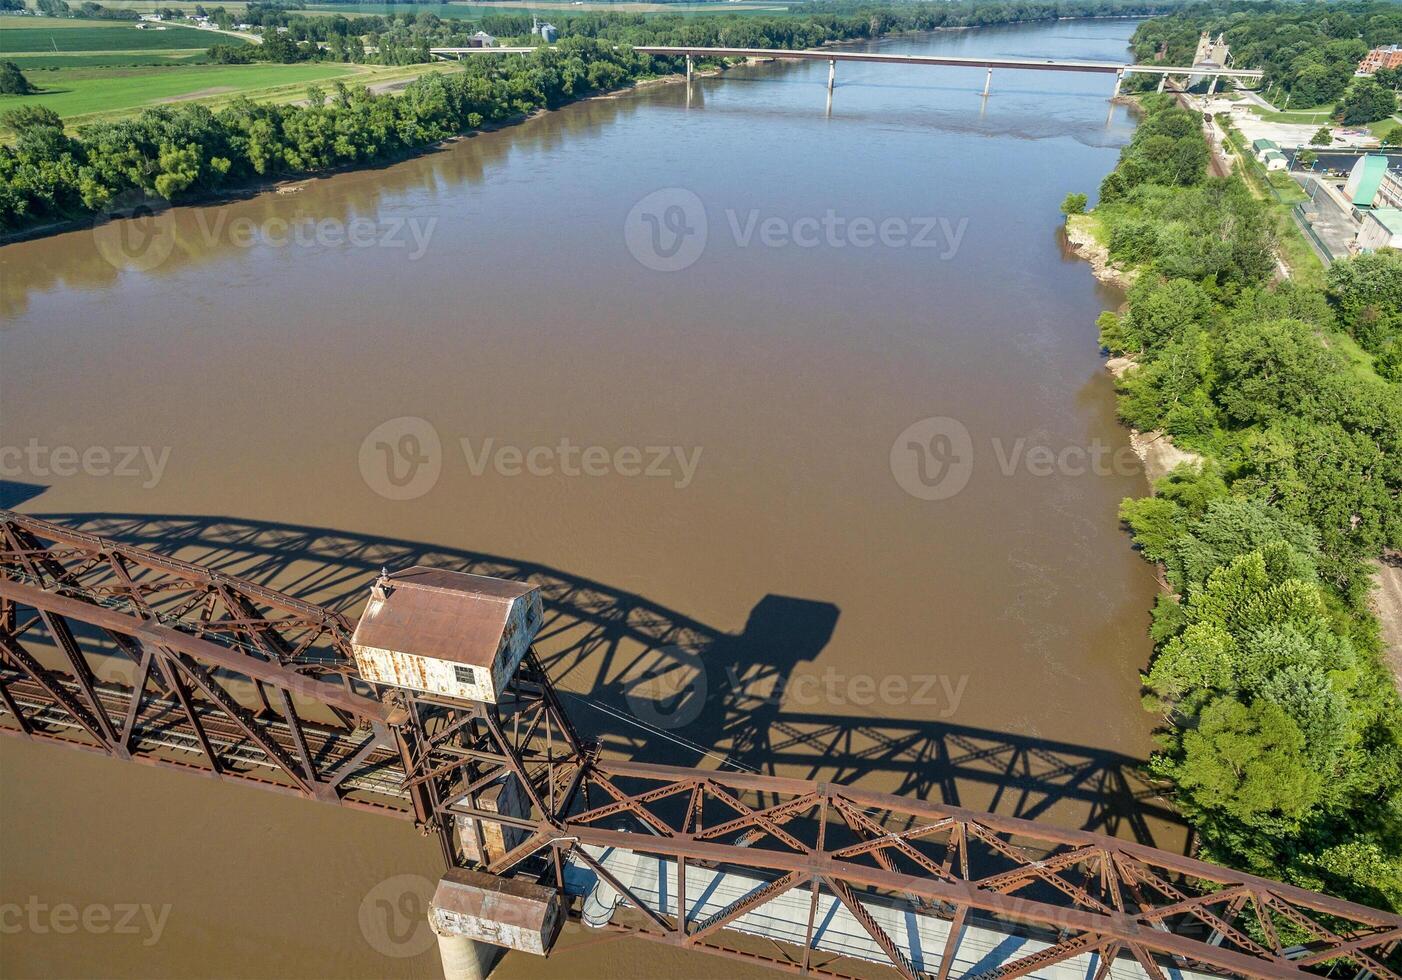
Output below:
[632,46,1265,97]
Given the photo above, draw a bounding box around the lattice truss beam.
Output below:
[3,511,1400,980]
[440,758,1396,980]
[0,513,413,813]
[401,666,1402,980]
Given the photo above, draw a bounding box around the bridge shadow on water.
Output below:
[32,511,1187,851]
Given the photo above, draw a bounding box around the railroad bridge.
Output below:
[0,511,1398,980]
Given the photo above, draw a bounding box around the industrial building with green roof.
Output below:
[1344,155,1391,208]
[1359,208,1402,251]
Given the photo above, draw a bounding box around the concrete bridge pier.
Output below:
[431,924,501,980]
[1112,68,1124,99]
[1208,75,1219,95]
[686,54,693,84]
[827,58,835,94]
[983,66,993,96]
[581,873,621,927]
[1157,74,1167,94]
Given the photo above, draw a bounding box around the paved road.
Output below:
[1293,173,1360,256]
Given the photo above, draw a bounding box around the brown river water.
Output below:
[0,20,1182,979]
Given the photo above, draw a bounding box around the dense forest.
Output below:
[0,0,1187,234]
[1077,95,1402,910]
[1127,1,1402,109]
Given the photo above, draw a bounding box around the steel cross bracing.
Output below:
[0,512,414,812]
[1,511,1399,980]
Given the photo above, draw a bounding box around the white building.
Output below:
[1358,208,1402,251]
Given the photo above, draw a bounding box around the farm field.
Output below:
[1,15,232,50]
[65,0,253,9]
[0,63,363,124]
[6,52,218,68]
[1,14,248,68]
[304,0,795,16]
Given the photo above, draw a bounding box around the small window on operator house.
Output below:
[454,665,476,686]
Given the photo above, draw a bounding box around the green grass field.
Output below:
[0,63,361,122]
[1,15,235,51]
[6,51,214,68]
[1243,102,1399,144]
[304,0,794,16]
[66,0,253,9]
[1244,102,1336,125]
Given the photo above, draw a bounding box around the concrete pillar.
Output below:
[1112,69,1124,99]
[581,874,621,928]
[685,54,692,84]
[434,932,499,980]
[1157,74,1166,94]
[1208,75,1219,95]
[982,66,992,96]
[827,58,835,93]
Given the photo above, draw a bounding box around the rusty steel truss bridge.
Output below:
[0,511,1398,980]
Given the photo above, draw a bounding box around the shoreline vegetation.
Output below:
[0,0,1189,238]
[1064,88,1402,910]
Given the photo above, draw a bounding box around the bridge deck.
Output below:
[632,46,1264,78]
[565,845,1218,980]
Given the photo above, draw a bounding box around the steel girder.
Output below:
[0,513,412,813]
[2,511,1399,980]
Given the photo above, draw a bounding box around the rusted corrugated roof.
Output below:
[352,566,539,667]
[433,867,558,920]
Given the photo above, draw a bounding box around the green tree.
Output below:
[1167,696,1322,827]
[1327,250,1402,353]
[1310,125,1333,146]
[1217,319,1344,425]
[0,61,36,96]
[2,104,61,132]
[1336,77,1399,125]
[1060,192,1088,216]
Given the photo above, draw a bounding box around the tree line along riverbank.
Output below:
[0,0,1190,237]
[1065,92,1402,911]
